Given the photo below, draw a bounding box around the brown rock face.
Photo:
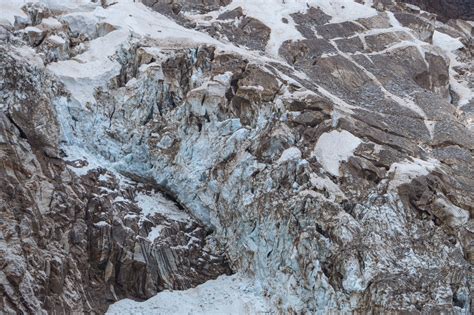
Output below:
[399,0,474,21]
[203,10,272,51]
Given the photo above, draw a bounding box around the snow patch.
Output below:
[313,130,362,177]
[311,0,377,23]
[11,45,44,68]
[432,31,472,107]
[432,31,464,52]
[24,26,43,34]
[219,0,305,58]
[40,17,63,29]
[94,221,110,227]
[98,173,112,181]
[147,225,166,242]
[387,157,439,191]
[106,274,270,315]
[135,192,190,223]
[0,0,31,26]
[114,196,128,203]
[47,29,128,105]
[47,34,66,45]
[216,0,376,58]
[60,12,100,38]
[277,147,302,164]
[432,196,469,227]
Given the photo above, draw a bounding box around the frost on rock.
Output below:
[313,130,362,176]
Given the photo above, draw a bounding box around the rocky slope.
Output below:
[399,0,474,21]
[0,0,473,314]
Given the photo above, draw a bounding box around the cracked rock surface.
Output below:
[0,0,473,314]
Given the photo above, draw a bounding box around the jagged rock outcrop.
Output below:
[0,43,230,314]
[0,0,472,314]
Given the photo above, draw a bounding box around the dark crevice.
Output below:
[6,113,28,140]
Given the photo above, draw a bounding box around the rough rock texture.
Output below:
[0,0,473,314]
[400,0,474,21]
[0,41,230,314]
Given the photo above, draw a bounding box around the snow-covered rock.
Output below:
[106,274,269,315]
